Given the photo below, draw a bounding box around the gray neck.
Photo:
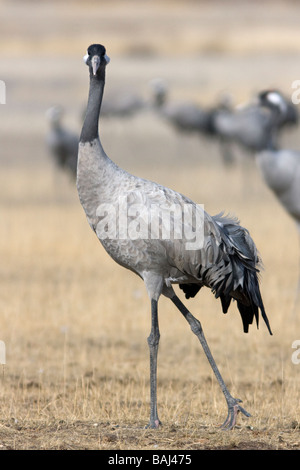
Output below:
[262,107,282,151]
[80,69,105,143]
[264,130,278,151]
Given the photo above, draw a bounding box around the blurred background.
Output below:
[1,0,300,174]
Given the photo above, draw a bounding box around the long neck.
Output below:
[80,68,105,143]
[77,64,120,224]
[265,107,284,151]
[264,129,278,151]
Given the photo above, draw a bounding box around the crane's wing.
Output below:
[92,172,272,335]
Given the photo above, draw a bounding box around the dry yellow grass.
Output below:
[1,0,300,451]
[0,160,300,450]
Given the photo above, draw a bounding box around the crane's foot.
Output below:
[145,418,162,429]
[221,397,251,430]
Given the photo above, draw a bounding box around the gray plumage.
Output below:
[150,78,214,135]
[160,100,213,134]
[46,105,78,177]
[254,90,300,302]
[77,44,272,431]
[258,148,300,224]
[255,91,300,223]
[99,90,145,118]
[150,79,235,166]
[212,91,298,153]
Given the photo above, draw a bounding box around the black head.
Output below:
[257,90,287,115]
[83,44,110,76]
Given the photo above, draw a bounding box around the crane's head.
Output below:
[258,90,288,115]
[257,89,298,127]
[83,44,110,76]
[45,105,63,128]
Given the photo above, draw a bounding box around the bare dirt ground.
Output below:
[1,0,300,453]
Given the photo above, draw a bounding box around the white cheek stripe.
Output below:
[267,92,284,108]
[83,53,110,64]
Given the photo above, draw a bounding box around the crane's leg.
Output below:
[146,298,161,429]
[171,294,250,430]
[219,136,235,168]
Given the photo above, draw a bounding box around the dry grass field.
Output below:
[1,0,300,452]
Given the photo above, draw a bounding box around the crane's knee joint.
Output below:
[147,332,160,348]
[190,318,202,336]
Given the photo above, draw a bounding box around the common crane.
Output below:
[211,91,298,154]
[254,90,300,305]
[99,90,145,119]
[76,44,272,430]
[150,78,235,167]
[46,105,78,177]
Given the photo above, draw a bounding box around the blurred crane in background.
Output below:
[253,90,300,310]
[149,78,235,167]
[211,89,298,155]
[45,105,78,178]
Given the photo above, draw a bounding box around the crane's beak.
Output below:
[91,55,101,76]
